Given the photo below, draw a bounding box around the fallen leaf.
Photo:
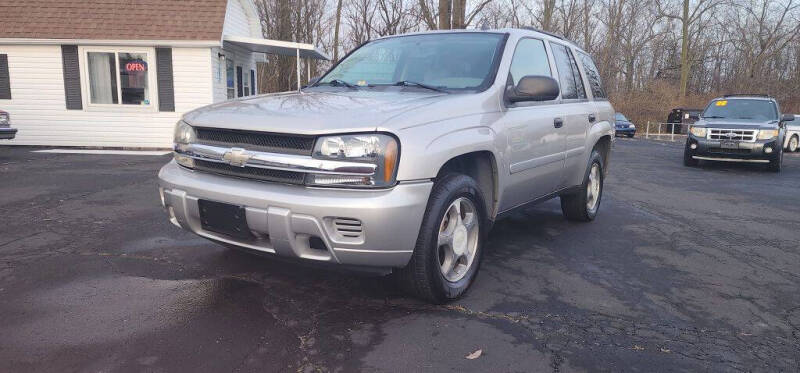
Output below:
[632,345,644,351]
[660,347,671,353]
[466,349,482,360]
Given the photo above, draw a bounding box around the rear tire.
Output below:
[788,135,799,152]
[684,144,699,167]
[395,173,487,303]
[561,149,604,222]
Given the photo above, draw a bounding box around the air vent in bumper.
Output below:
[332,218,364,240]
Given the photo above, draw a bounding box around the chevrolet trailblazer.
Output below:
[158,29,615,302]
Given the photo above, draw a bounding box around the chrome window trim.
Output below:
[175,143,377,176]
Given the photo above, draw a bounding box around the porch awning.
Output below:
[222,35,330,60]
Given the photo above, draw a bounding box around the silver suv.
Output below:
[158,29,615,302]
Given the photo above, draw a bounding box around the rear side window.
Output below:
[508,38,551,86]
[551,43,586,100]
[577,51,606,99]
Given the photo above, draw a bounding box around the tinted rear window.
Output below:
[551,43,586,100]
[577,51,606,99]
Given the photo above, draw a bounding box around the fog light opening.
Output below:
[690,143,697,150]
[765,147,773,154]
[309,236,328,252]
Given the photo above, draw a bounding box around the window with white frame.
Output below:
[242,69,250,97]
[226,59,235,99]
[84,49,153,106]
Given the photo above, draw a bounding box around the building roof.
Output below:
[0,0,228,41]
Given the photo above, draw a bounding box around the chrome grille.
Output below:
[195,127,315,155]
[708,129,757,142]
[194,159,306,185]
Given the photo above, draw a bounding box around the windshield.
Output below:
[318,33,505,90]
[615,113,628,121]
[702,99,778,121]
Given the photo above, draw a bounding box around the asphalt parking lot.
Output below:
[1,139,799,372]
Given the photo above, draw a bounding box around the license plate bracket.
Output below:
[720,141,739,149]
[199,200,254,240]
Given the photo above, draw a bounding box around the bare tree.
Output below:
[656,0,723,97]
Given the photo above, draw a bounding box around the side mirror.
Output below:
[781,114,795,122]
[507,75,560,103]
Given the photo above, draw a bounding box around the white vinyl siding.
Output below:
[223,0,260,38]
[212,43,262,103]
[0,45,213,148]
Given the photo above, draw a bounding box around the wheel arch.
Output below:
[435,151,500,221]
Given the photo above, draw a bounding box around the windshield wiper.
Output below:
[393,81,448,93]
[702,115,726,119]
[318,79,358,89]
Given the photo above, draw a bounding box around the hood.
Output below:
[182,89,475,135]
[694,118,779,130]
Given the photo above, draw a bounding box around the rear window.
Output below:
[551,43,586,100]
[577,51,606,99]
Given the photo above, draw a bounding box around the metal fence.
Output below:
[643,122,688,142]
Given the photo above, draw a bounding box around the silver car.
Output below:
[158,28,615,302]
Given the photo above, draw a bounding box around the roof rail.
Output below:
[520,27,565,40]
[722,94,772,98]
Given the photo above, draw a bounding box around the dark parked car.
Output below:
[667,107,701,134]
[0,110,17,140]
[614,113,635,137]
[684,95,793,172]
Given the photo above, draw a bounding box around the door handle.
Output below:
[588,114,597,123]
[554,118,564,128]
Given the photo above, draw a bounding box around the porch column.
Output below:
[296,48,301,91]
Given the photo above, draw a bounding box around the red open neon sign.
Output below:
[125,61,147,72]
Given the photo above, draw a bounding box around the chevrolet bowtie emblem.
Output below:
[222,148,252,167]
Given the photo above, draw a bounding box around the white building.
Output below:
[0,0,327,148]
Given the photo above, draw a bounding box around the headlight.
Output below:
[757,129,778,140]
[629,124,635,129]
[689,126,707,137]
[0,112,9,126]
[173,120,196,168]
[310,133,399,187]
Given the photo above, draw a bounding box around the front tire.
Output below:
[561,149,604,222]
[767,147,783,172]
[396,174,487,303]
[684,144,699,167]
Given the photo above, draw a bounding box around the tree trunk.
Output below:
[452,0,465,29]
[439,0,451,29]
[333,0,343,62]
[679,0,690,98]
[541,0,556,32]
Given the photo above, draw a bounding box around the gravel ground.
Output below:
[1,139,799,372]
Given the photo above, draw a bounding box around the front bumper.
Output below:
[686,136,779,162]
[0,127,17,140]
[615,127,635,136]
[158,161,432,269]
